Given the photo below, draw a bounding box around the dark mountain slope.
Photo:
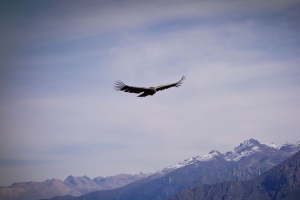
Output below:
[170,150,300,200]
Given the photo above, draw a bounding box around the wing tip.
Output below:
[114,80,126,91]
[177,75,186,85]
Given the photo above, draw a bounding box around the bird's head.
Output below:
[149,87,156,91]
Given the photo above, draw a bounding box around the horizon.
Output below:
[1,138,299,186]
[1,0,300,186]
[2,138,300,185]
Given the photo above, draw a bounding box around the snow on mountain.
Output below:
[156,150,223,175]
[156,139,300,177]
[263,142,282,149]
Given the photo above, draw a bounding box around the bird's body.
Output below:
[114,76,185,97]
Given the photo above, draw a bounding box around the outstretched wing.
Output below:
[155,76,186,92]
[114,81,151,94]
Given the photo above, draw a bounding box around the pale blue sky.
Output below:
[1,0,300,186]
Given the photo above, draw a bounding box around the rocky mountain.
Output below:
[170,150,300,200]
[46,139,300,200]
[0,173,147,200]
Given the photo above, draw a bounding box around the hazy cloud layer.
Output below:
[0,0,300,186]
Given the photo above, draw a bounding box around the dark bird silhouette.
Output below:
[115,76,186,97]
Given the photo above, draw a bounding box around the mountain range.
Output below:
[44,139,300,200]
[1,139,299,200]
[0,173,147,200]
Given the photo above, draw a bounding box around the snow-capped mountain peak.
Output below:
[224,139,262,161]
[233,139,261,151]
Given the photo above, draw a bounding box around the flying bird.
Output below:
[115,76,186,97]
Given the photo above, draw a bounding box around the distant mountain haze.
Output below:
[0,173,148,200]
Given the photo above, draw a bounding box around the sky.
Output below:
[0,0,300,186]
